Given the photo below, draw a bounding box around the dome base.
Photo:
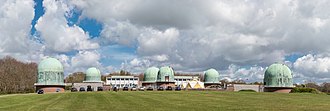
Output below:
[264,87,293,93]
[35,85,65,93]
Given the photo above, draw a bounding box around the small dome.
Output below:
[144,67,159,82]
[157,66,175,82]
[85,67,102,82]
[204,68,220,83]
[37,57,64,85]
[264,63,293,87]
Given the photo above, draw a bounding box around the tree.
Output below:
[137,73,144,81]
[320,82,330,93]
[229,79,246,84]
[305,82,320,89]
[64,72,85,83]
[251,82,263,85]
[0,56,37,94]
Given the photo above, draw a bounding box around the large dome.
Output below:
[37,57,64,85]
[157,66,175,82]
[38,57,63,72]
[144,67,159,82]
[85,67,102,82]
[204,68,220,84]
[264,63,293,87]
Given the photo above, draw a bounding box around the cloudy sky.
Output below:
[1,0,330,83]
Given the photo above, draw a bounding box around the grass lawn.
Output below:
[0,91,329,111]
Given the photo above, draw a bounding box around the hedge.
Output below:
[290,87,320,93]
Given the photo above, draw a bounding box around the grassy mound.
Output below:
[0,91,329,111]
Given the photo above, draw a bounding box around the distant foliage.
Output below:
[290,87,320,93]
[0,56,37,94]
[65,72,85,83]
[295,82,330,93]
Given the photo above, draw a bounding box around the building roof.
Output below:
[174,76,199,79]
[204,68,220,84]
[264,63,293,87]
[108,76,138,78]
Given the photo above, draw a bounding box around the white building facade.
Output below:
[106,76,139,88]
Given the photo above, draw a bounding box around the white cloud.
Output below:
[294,54,330,79]
[146,54,169,62]
[0,0,34,53]
[137,28,179,56]
[3,0,330,83]
[68,0,330,76]
[122,58,151,73]
[71,50,101,69]
[100,20,140,46]
[221,64,265,83]
[35,0,99,52]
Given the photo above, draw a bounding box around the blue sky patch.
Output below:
[285,53,303,62]
[99,45,137,67]
[30,0,44,43]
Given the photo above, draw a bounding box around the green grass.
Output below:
[0,91,329,111]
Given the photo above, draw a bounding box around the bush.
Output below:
[65,86,72,90]
[239,89,257,92]
[290,87,320,93]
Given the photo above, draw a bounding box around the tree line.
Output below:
[295,82,330,93]
[0,56,37,94]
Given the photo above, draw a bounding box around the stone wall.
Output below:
[233,84,263,92]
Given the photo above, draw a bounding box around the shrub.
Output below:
[239,89,257,92]
[290,87,320,93]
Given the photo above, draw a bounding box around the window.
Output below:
[121,78,124,80]
[107,78,111,80]
[116,78,120,80]
[134,78,138,80]
[112,78,115,80]
[125,78,129,80]
[165,76,169,81]
[130,78,133,80]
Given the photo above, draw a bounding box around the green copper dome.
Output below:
[85,67,102,82]
[38,57,64,72]
[144,67,159,82]
[37,57,64,85]
[204,68,220,84]
[264,63,293,87]
[157,66,175,82]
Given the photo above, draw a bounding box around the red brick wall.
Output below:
[36,86,65,93]
[273,89,292,93]
[264,87,292,93]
